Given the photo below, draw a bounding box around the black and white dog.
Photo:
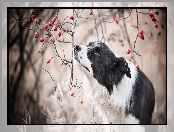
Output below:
[74,41,155,124]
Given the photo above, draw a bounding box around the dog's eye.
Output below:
[94,47,100,57]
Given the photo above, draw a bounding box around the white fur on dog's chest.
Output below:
[111,76,133,110]
[81,67,139,124]
[111,62,137,109]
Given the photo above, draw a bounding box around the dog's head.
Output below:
[74,41,131,94]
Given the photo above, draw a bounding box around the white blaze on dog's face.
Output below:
[74,44,93,75]
[74,41,131,95]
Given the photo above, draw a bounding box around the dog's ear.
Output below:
[117,57,131,78]
[111,56,131,87]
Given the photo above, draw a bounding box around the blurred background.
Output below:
[8,7,166,124]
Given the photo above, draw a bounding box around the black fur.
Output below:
[126,70,155,124]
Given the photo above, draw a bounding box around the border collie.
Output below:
[74,41,155,124]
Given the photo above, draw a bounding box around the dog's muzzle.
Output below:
[74,45,81,51]
[74,45,81,60]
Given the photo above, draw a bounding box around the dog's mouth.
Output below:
[81,63,90,72]
[75,58,90,72]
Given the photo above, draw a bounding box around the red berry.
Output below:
[35,18,41,25]
[144,21,148,25]
[138,29,144,40]
[48,32,52,37]
[90,12,93,15]
[80,99,83,104]
[140,35,144,40]
[136,64,140,70]
[35,19,40,25]
[112,16,116,21]
[31,14,36,20]
[70,91,74,96]
[70,16,74,20]
[52,17,57,23]
[58,31,62,37]
[139,29,144,35]
[49,21,53,26]
[154,23,158,28]
[47,59,51,64]
[34,32,39,38]
[50,37,55,44]
[149,11,155,18]
[127,48,132,54]
[138,33,144,40]
[44,24,49,30]
[40,37,45,42]
[112,16,118,24]
[54,25,58,31]
[151,16,157,22]
[58,24,61,28]
[161,23,164,29]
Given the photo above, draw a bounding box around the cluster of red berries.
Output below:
[32,11,74,40]
[44,17,57,30]
[149,10,164,29]
[33,15,64,44]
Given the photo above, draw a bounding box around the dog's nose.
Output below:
[74,45,81,51]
